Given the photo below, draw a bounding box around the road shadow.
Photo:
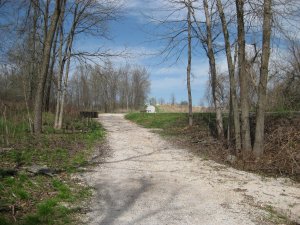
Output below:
[86,177,180,225]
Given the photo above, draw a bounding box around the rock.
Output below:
[26,165,58,177]
[226,155,237,164]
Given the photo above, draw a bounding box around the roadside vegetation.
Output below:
[126,112,300,181]
[0,107,105,225]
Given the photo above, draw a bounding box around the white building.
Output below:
[146,105,156,113]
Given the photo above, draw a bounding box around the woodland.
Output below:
[0,0,299,224]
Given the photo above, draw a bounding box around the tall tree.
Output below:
[187,0,193,126]
[55,0,77,129]
[54,6,65,129]
[203,0,224,138]
[33,0,62,133]
[54,0,121,129]
[236,0,252,157]
[150,0,195,125]
[253,0,272,158]
[28,0,39,106]
[171,93,176,105]
[216,0,241,150]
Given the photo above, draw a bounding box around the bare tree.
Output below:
[187,0,193,126]
[236,0,252,158]
[54,5,66,129]
[54,0,121,129]
[67,62,150,112]
[216,0,241,150]
[118,64,131,110]
[55,0,76,129]
[253,0,273,158]
[170,93,176,105]
[149,0,195,125]
[202,0,224,138]
[132,66,151,109]
[33,0,62,133]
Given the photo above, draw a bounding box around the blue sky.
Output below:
[73,0,300,106]
[74,0,230,106]
[72,0,298,106]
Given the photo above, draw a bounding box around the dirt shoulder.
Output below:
[83,114,300,225]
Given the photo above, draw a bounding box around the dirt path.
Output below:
[82,114,300,225]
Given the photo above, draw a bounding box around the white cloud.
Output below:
[121,0,191,23]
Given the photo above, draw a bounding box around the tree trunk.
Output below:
[44,28,59,112]
[42,0,50,53]
[33,0,62,134]
[57,41,72,129]
[203,0,224,139]
[40,0,50,111]
[253,0,272,158]
[216,0,241,150]
[29,0,39,106]
[187,0,193,126]
[232,44,241,151]
[54,17,65,129]
[56,2,77,129]
[236,0,252,157]
[44,71,52,112]
[57,61,68,129]
[54,0,66,129]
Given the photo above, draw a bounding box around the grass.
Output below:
[125,113,188,129]
[125,112,221,136]
[1,113,104,170]
[0,111,104,224]
[262,205,297,225]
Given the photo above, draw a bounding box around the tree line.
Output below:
[67,62,150,113]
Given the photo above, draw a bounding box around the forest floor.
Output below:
[82,114,300,225]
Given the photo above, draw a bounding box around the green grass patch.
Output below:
[1,117,104,170]
[125,112,220,136]
[0,112,104,224]
[125,112,298,139]
[125,113,188,129]
[23,198,71,225]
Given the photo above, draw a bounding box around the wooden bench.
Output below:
[79,111,98,118]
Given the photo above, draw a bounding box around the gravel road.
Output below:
[83,114,300,225]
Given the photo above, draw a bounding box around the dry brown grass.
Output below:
[157,104,209,113]
[259,116,300,177]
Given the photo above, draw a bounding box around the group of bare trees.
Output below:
[0,0,299,159]
[267,39,300,111]
[0,0,150,133]
[154,0,299,159]
[67,62,150,112]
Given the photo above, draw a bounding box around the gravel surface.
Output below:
[82,114,300,225]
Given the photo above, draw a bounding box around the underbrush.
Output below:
[0,109,105,224]
[126,112,300,181]
[253,115,300,177]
